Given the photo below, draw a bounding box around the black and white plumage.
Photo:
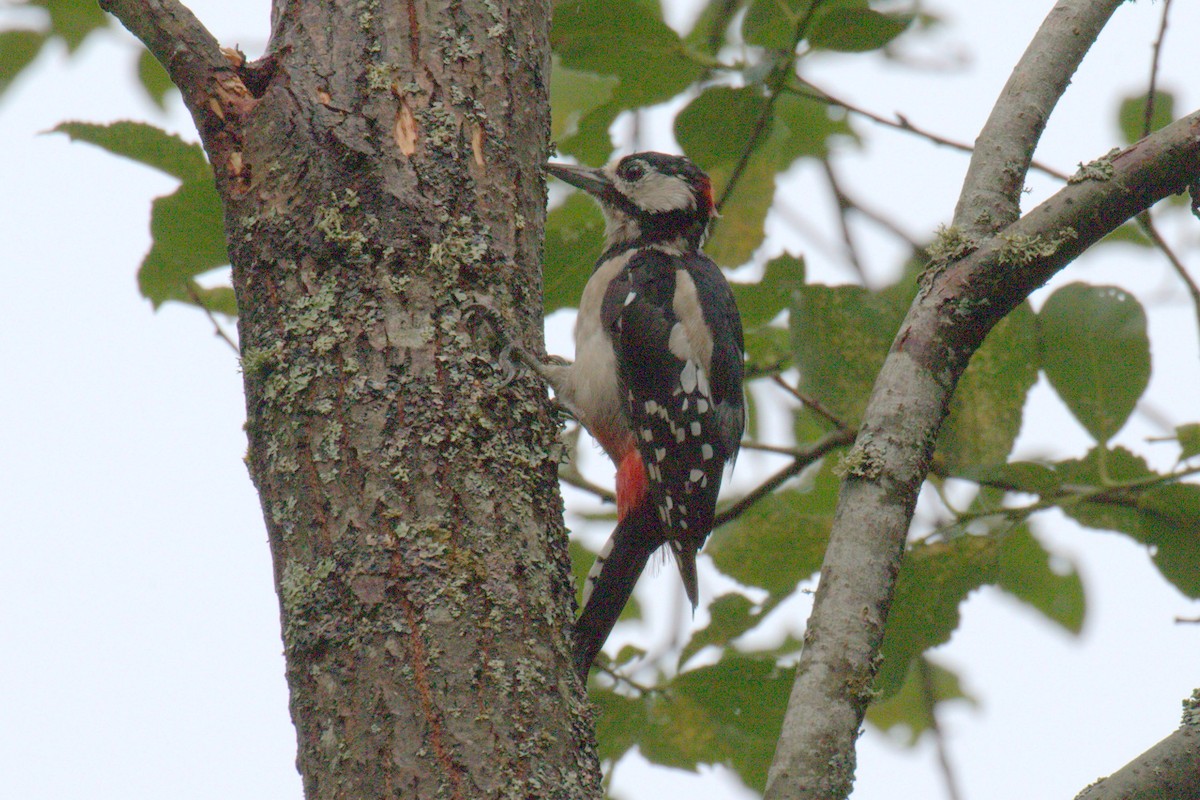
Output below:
[537,153,745,679]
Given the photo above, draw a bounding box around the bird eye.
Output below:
[621,162,646,182]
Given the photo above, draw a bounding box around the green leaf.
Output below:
[996,524,1085,633]
[680,593,759,664]
[1055,446,1153,536]
[790,270,915,425]
[140,179,230,308]
[1054,447,1200,597]
[30,0,108,51]
[1118,90,1175,144]
[556,100,619,165]
[743,0,814,50]
[1037,283,1150,443]
[53,120,211,182]
[744,324,792,377]
[551,0,703,107]
[676,86,771,170]
[1137,483,1200,598]
[703,153,777,265]
[1100,221,1153,248]
[685,0,751,56]
[0,30,47,99]
[732,253,806,328]
[593,654,794,793]
[137,48,176,110]
[549,58,617,144]
[708,461,839,599]
[867,657,974,745]
[669,655,793,791]
[543,193,604,313]
[806,1,911,52]
[937,302,1038,473]
[54,121,230,309]
[965,461,1062,496]
[687,92,851,266]
[876,535,993,699]
[1177,423,1200,461]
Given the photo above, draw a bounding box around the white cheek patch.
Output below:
[608,164,696,214]
[632,173,696,213]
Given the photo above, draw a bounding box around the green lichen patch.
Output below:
[1068,148,1121,184]
[996,227,1078,267]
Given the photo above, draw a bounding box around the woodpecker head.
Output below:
[546,152,717,253]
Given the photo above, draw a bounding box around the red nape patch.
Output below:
[615,449,648,521]
[698,175,716,217]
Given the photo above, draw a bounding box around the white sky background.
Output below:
[1,2,1196,799]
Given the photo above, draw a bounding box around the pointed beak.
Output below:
[544,161,612,196]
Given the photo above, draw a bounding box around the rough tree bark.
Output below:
[100,0,601,796]
[764,1,1200,797]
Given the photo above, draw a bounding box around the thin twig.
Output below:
[558,469,617,506]
[1143,0,1173,138]
[918,658,964,800]
[714,427,855,527]
[790,80,1070,182]
[771,374,850,430]
[1135,212,1200,354]
[185,283,239,353]
[821,159,868,284]
[714,5,821,214]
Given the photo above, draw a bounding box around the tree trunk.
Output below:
[102,0,601,796]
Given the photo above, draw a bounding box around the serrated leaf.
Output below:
[708,462,839,599]
[1177,423,1200,461]
[54,121,210,182]
[996,524,1085,633]
[551,0,703,107]
[1118,90,1175,145]
[1056,446,1153,536]
[137,48,176,110]
[55,121,230,310]
[543,193,604,313]
[938,302,1038,473]
[680,593,758,664]
[806,2,911,52]
[139,179,230,308]
[867,657,974,745]
[30,0,107,51]
[1037,283,1150,443]
[791,271,915,425]
[0,30,47,99]
[1137,484,1200,598]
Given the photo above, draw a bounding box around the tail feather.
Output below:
[669,541,699,609]
[572,503,665,681]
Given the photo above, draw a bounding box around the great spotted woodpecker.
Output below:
[536,152,746,679]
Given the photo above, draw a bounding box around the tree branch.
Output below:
[100,0,256,193]
[1075,723,1200,800]
[953,0,1126,237]
[763,103,1200,800]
